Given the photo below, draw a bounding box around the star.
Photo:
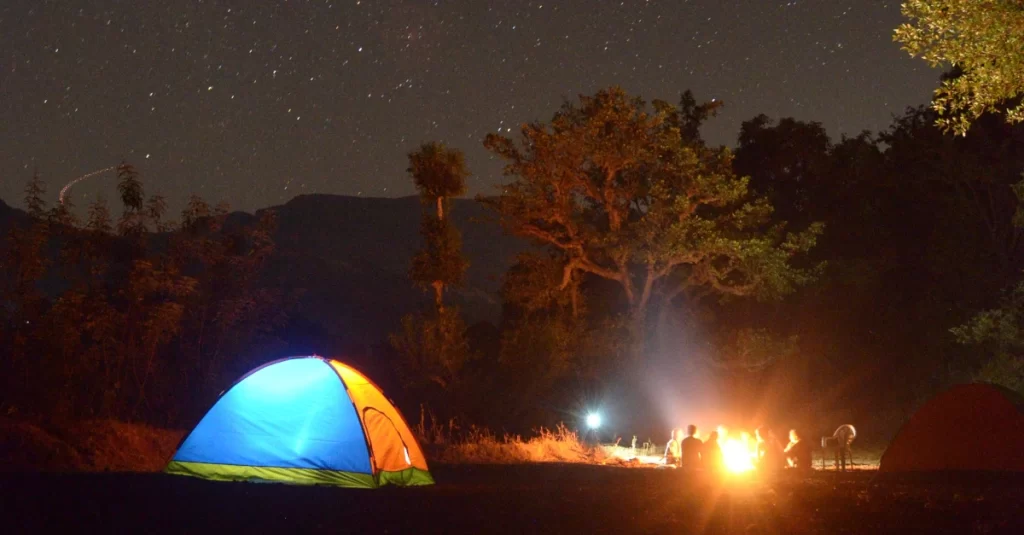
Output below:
[0,1,940,214]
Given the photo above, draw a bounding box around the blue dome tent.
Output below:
[165,356,433,488]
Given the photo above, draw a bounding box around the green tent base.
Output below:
[166,460,435,488]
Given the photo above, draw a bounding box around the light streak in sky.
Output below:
[58,166,115,205]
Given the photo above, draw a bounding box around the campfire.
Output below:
[721,436,756,473]
[718,428,757,474]
[607,426,761,473]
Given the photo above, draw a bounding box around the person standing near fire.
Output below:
[755,426,785,472]
[663,428,683,467]
[680,424,703,469]
[784,429,812,471]
[702,430,724,472]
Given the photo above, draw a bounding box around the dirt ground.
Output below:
[4,464,1022,534]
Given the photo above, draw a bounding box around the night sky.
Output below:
[1,1,941,214]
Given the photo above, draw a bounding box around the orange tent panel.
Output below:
[329,361,429,473]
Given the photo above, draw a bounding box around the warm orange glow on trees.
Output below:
[483,87,823,361]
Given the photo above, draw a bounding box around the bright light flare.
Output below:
[586,412,602,430]
[721,438,755,473]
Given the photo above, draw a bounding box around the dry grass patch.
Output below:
[413,408,603,465]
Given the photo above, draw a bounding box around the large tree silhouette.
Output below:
[483,87,822,361]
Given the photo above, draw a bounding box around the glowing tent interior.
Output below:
[165,356,433,488]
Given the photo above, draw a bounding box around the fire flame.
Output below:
[721,437,756,473]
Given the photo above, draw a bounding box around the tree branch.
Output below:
[517,223,576,250]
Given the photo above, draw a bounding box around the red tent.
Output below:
[879,383,1024,474]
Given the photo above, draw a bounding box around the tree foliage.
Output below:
[389,306,471,391]
[0,167,286,425]
[116,161,146,237]
[709,327,800,373]
[483,87,823,359]
[168,196,287,400]
[952,281,1024,394]
[391,142,473,405]
[406,142,470,307]
[731,104,1024,415]
[407,141,470,217]
[410,215,468,305]
[734,115,834,227]
[894,0,1024,135]
[6,81,1024,436]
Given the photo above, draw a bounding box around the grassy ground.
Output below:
[3,418,1021,533]
[5,464,1022,534]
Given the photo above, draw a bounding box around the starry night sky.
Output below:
[1,1,941,214]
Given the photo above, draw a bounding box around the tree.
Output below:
[0,163,293,424]
[734,115,833,227]
[145,195,172,233]
[87,196,113,235]
[391,142,473,405]
[0,172,52,408]
[389,307,470,391]
[656,89,724,147]
[4,172,51,320]
[952,280,1024,394]
[483,87,823,361]
[493,251,627,421]
[410,216,467,309]
[24,170,47,219]
[171,202,287,403]
[727,103,1024,412]
[116,161,145,235]
[408,142,470,220]
[731,114,912,407]
[407,142,470,308]
[709,327,800,374]
[881,106,1024,287]
[894,0,1024,135]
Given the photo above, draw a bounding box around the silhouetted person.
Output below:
[755,426,785,472]
[680,424,703,469]
[663,428,683,467]
[784,429,812,471]
[703,430,724,473]
[829,424,857,470]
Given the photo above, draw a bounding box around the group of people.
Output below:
[661,424,813,473]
